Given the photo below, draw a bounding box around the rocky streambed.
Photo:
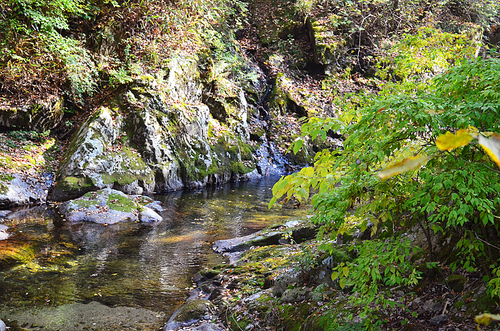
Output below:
[165,221,494,331]
[0,176,311,330]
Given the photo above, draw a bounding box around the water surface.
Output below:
[0,176,308,330]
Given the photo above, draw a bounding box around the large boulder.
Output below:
[50,105,156,201]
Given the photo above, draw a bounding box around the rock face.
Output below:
[59,188,163,224]
[50,56,266,201]
[0,96,64,132]
[308,16,348,75]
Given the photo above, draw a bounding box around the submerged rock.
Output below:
[3,301,164,331]
[59,188,162,224]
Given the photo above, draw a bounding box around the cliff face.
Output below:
[50,55,273,201]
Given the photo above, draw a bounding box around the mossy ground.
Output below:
[0,131,60,176]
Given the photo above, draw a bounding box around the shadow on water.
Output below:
[0,176,308,330]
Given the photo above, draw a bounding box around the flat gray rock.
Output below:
[0,173,51,209]
[59,188,162,224]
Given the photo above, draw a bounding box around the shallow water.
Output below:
[0,176,308,330]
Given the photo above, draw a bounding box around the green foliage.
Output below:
[1,0,84,34]
[8,130,50,142]
[377,27,478,83]
[331,240,421,327]
[45,34,98,101]
[270,24,500,321]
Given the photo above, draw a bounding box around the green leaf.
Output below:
[268,196,277,209]
[377,155,429,180]
[331,271,339,281]
[339,278,346,289]
[293,139,304,154]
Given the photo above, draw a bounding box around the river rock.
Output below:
[0,224,9,241]
[164,299,215,331]
[0,173,51,209]
[59,188,162,224]
[213,220,317,254]
[0,210,12,218]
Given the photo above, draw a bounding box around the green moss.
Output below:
[0,183,8,194]
[278,302,313,331]
[107,193,139,213]
[58,176,94,191]
[0,174,15,181]
[230,161,252,174]
[174,300,214,322]
[468,291,498,314]
[73,199,99,209]
[0,155,14,169]
[99,146,153,186]
[446,274,467,293]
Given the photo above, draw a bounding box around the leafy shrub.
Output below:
[270,26,500,325]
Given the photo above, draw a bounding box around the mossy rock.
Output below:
[172,299,214,323]
[446,274,467,293]
[59,188,162,224]
[307,16,348,71]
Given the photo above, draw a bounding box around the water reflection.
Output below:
[0,176,308,328]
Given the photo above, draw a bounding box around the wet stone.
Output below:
[59,188,163,224]
[0,224,8,241]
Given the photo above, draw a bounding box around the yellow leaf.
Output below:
[475,313,500,326]
[377,155,429,180]
[436,129,474,151]
[479,134,500,168]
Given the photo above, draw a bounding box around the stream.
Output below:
[0,176,307,330]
